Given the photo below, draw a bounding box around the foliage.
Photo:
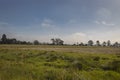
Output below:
[51,38,64,45]
[33,40,39,45]
[88,40,94,46]
[0,34,120,47]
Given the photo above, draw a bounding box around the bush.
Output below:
[72,61,83,70]
[93,56,100,61]
[102,60,120,72]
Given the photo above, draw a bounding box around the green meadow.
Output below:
[0,45,120,80]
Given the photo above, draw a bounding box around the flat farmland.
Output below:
[0,45,120,54]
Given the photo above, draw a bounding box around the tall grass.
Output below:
[0,45,120,80]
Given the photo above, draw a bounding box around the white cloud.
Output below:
[73,32,86,37]
[95,8,116,26]
[41,22,53,28]
[101,21,115,26]
[94,20,115,26]
[62,32,89,44]
[97,8,112,20]
[94,21,100,24]
[41,19,55,28]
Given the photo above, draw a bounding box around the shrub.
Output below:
[93,56,100,61]
[72,61,83,70]
[102,60,120,72]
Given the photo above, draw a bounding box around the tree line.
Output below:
[78,40,120,47]
[0,34,32,44]
[0,34,120,47]
[0,34,64,45]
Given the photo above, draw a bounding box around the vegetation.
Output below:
[0,34,32,45]
[0,34,120,47]
[88,40,94,46]
[0,45,120,80]
[51,38,64,45]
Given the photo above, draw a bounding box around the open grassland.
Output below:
[0,45,120,80]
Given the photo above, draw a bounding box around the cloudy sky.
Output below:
[0,0,120,44]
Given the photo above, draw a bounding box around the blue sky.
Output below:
[0,0,120,44]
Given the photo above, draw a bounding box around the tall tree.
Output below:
[102,41,106,47]
[88,40,94,46]
[58,38,64,45]
[107,40,111,46]
[113,42,119,47]
[33,40,39,45]
[51,38,55,45]
[51,38,64,45]
[1,34,7,44]
[96,40,100,46]
[79,42,84,46]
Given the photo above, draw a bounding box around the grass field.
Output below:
[0,45,120,80]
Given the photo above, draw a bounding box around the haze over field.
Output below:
[0,0,120,44]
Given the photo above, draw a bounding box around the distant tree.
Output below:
[73,44,76,46]
[55,38,60,45]
[51,38,55,45]
[0,34,33,45]
[113,42,119,47]
[96,40,101,46]
[1,34,7,44]
[51,38,64,45]
[11,39,17,44]
[102,41,107,47]
[59,39,64,45]
[16,40,21,44]
[88,40,94,46]
[76,42,79,46]
[33,40,39,45]
[84,44,88,46]
[7,38,17,44]
[107,40,111,46]
[21,41,27,44]
[27,42,32,45]
[56,38,64,45]
[79,42,84,46]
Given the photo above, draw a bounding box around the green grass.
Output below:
[0,45,120,80]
